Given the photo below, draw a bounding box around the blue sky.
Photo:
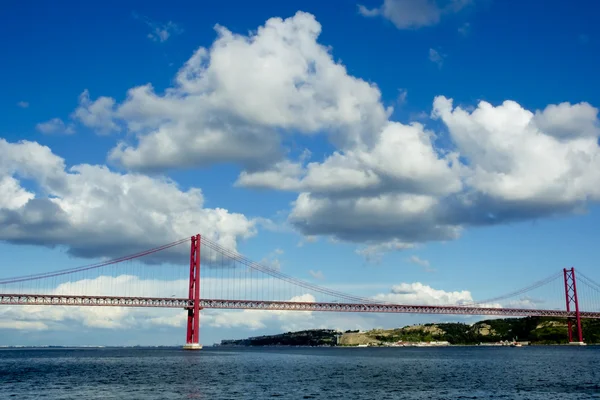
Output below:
[1,0,600,346]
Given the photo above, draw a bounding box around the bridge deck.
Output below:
[2,294,600,318]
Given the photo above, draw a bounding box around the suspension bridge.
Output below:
[1,234,600,349]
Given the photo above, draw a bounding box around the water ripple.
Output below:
[1,346,599,399]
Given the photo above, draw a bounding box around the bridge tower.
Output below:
[184,234,202,350]
[563,267,584,345]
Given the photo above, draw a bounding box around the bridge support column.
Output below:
[184,234,202,350]
[563,267,584,345]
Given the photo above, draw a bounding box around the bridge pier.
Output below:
[184,234,202,350]
[183,343,203,350]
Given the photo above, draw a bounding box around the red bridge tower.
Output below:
[563,267,585,345]
[184,234,202,350]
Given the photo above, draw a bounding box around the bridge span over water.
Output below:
[2,235,600,348]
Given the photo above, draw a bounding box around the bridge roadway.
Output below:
[2,294,600,318]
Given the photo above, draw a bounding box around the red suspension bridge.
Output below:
[2,234,600,348]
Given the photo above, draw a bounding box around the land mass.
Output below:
[219,317,600,347]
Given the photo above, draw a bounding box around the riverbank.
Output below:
[218,316,600,347]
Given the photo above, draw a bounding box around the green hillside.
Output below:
[341,317,600,345]
[219,317,600,346]
[220,329,339,347]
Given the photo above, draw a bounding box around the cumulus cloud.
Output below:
[35,118,75,135]
[291,192,461,245]
[0,139,255,260]
[532,102,600,140]
[0,176,34,210]
[432,97,600,209]
[33,12,600,258]
[370,281,552,311]
[238,121,461,197]
[69,12,388,172]
[17,101,29,108]
[359,0,473,29]
[373,282,474,305]
[236,96,600,257]
[71,90,120,134]
[251,95,599,254]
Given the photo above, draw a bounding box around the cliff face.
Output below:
[474,323,497,336]
[337,332,372,346]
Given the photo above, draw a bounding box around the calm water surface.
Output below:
[1,346,599,399]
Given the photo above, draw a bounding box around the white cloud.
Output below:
[149,22,181,42]
[35,118,75,135]
[408,255,429,267]
[0,139,255,260]
[71,11,390,171]
[238,121,461,197]
[356,240,417,264]
[71,90,120,134]
[397,88,408,105]
[17,101,29,108]
[504,296,544,310]
[359,0,473,30]
[357,4,381,17]
[308,270,324,280]
[246,95,600,256]
[532,102,600,140]
[0,302,184,332]
[432,96,600,206]
[29,12,600,259]
[429,48,445,68]
[134,14,182,43]
[0,176,34,210]
[407,255,434,272]
[260,249,284,271]
[0,320,48,331]
[373,282,474,305]
[290,192,461,245]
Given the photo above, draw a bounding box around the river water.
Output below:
[1,346,599,399]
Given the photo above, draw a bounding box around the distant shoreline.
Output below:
[219,317,600,347]
[1,343,596,350]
